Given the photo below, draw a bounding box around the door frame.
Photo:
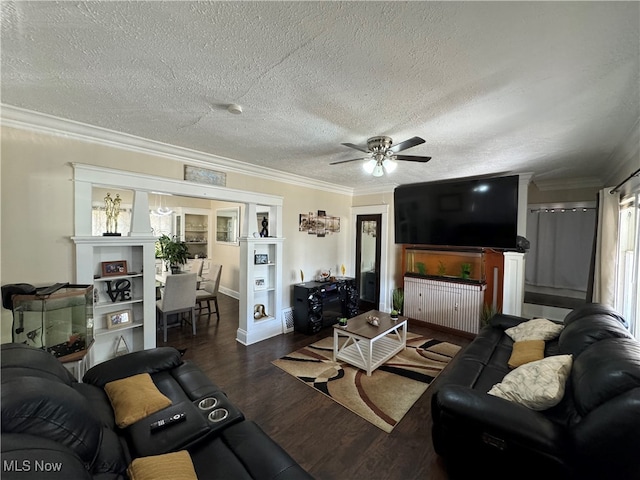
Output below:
[351,205,390,312]
[355,214,382,312]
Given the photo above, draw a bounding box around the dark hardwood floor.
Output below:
[158,294,471,480]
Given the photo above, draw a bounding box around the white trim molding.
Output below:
[2,104,354,196]
[351,204,390,312]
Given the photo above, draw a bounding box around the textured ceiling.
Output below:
[1,1,639,191]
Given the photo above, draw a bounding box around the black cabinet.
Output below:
[293,278,358,334]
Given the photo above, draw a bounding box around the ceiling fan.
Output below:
[330,136,432,177]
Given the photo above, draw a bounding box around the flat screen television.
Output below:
[394,175,519,249]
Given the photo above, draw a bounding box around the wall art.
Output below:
[184,165,226,186]
[298,211,340,237]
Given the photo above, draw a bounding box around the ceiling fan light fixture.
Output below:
[384,158,398,173]
[333,135,430,177]
[363,158,377,174]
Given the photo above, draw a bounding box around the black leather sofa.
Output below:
[431,303,640,480]
[1,344,313,480]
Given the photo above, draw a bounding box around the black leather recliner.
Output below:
[430,303,640,480]
[1,344,313,480]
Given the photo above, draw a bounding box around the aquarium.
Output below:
[403,247,485,283]
[11,284,94,358]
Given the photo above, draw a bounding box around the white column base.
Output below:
[503,252,525,316]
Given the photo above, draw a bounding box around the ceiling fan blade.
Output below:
[395,154,432,163]
[330,157,365,165]
[389,136,425,153]
[341,142,369,153]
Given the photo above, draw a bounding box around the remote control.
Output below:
[149,413,186,433]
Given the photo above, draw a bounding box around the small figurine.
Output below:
[366,315,379,327]
[260,216,269,237]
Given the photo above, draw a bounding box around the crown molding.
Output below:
[532,176,603,191]
[0,104,354,196]
[352,183,397,196]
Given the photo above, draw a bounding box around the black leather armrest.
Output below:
[83,347,183,387]
[432,385,566,455]
[572,389,640,479]
[219,421,314,480]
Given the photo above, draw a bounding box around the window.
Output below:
[92,205,131,236]
[92,206,173,238]
[150,212,173,237]
[615,193,639,339]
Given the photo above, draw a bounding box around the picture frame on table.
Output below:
[254,277,266,290]
[101,260,128,277]
[254,254,269,264]
[106,309,133,330]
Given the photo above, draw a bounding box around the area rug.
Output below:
[272,333,461,433]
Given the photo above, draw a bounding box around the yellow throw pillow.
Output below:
[104,373,172,428]
[508,340,545,369]
[128,451,197,480]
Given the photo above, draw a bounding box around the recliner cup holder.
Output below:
[198,397,218,410]
[208,408,229,423]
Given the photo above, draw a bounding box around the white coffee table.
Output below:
[333,310,407,376]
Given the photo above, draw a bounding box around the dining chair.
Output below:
[189,258,204,277]
[156,272,197,342]
[196,264,222,322]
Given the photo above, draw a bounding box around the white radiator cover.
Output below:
[404,276,486,334]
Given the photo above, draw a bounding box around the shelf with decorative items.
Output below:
[244,239,280,329]
[72,236,156,367]
[92,271,145,336]
[238,203,284,346]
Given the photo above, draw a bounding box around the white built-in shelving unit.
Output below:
[72,236,156,366]
[72,164,286,360]
[237,203,285,345]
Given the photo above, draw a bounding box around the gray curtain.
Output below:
[525,208,596,291]
[592,188,621,305]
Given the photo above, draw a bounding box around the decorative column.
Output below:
[502,252,525,316]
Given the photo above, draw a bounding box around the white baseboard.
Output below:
[219,286,239,299]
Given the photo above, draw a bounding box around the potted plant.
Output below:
[480,302,499,326]
[156,234,189,273]
[392,287,404,315]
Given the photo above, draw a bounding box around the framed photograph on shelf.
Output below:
[101,260,128,277]
[106,309,133,330]
[254,253,269,264]
[254,277,267,290]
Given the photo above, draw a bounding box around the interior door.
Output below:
[356,214,382,312]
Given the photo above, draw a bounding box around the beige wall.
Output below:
[0,126,352,343]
